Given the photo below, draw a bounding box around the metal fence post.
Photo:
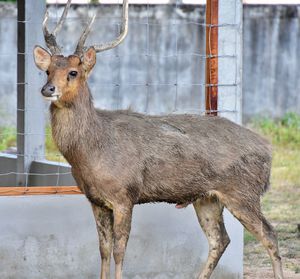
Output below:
[17,0,46,186]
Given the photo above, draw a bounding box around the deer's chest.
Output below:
[72,166,114,209]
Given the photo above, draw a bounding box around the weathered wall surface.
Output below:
[0,3,206,128]
[0,4,299,126]
[243,5,300,121]
[0,195,243,279]
[0,4,17,127]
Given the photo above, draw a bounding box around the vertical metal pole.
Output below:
[17,0,46,186]
[205,0,219,115]
[17,0,26,186]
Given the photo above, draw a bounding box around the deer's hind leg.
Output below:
[193,197,230,279]
[91,204,114,279]
[217,192,284,279]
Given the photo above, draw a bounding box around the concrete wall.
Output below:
[0,196,243,279]
[0,4,299,127]
[0,2,243,279]
[0,3,207,128]
[0,3,17,127]
[243,5,300,121]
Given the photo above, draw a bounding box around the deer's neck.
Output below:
[50,84,102,163]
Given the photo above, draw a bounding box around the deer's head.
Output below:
[33,0,128,103]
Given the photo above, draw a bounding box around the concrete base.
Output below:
[0,195,243,279]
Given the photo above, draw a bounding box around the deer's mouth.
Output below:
[41,83,61,102]
[44,94,60,101]
[41,83,61,101]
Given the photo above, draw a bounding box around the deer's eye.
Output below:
[68,71,78,79]
[46,70,50,76]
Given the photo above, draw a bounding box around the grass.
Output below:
[44,126,66,162]
[0,125,64,162]
[245,112,300,275]
[251,112,300,148]
[0,126,16,151]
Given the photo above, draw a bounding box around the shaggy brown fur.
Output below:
[34,46,284,279]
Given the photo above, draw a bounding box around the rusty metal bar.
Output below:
[205,0,219,115]
[0,186,82,196]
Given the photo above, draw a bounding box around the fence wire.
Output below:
[0,0,240,191]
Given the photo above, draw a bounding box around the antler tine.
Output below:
[42,0,72,55]
[53,0,72,36]
[74,0,128,56]
[42,10,60,55]
[74,14,96,57]
[94,0,129,53]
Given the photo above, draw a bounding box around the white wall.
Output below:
[0,195,243,279]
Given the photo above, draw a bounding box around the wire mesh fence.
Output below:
[0,0,241,191]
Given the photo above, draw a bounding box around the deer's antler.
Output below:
[42,0,128,57]
[43,0,72,55]
[74,0,129,57]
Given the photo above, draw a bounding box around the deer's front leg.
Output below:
[91,204,114,279]
[113,205,133,279]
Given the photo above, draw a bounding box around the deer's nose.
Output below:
[41,83,56,97]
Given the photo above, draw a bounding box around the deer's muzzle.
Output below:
[41,83,59,101]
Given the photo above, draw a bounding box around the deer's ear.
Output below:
[33,46,51,71]
[83,47,96,74]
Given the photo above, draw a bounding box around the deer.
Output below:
[33,1,284,279]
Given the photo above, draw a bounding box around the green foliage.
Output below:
[44,126,65,162]
[0,125,63,162]
[252,112,300,148]
[0,126,16,151]
[244,230,256,245]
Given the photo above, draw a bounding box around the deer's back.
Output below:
[101,110,271,164]
[85,110,272,206]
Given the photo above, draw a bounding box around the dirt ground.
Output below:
[244,231,300,278]
[243,215,300,279]
[243,204,300,279]
[244,267,299,279]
